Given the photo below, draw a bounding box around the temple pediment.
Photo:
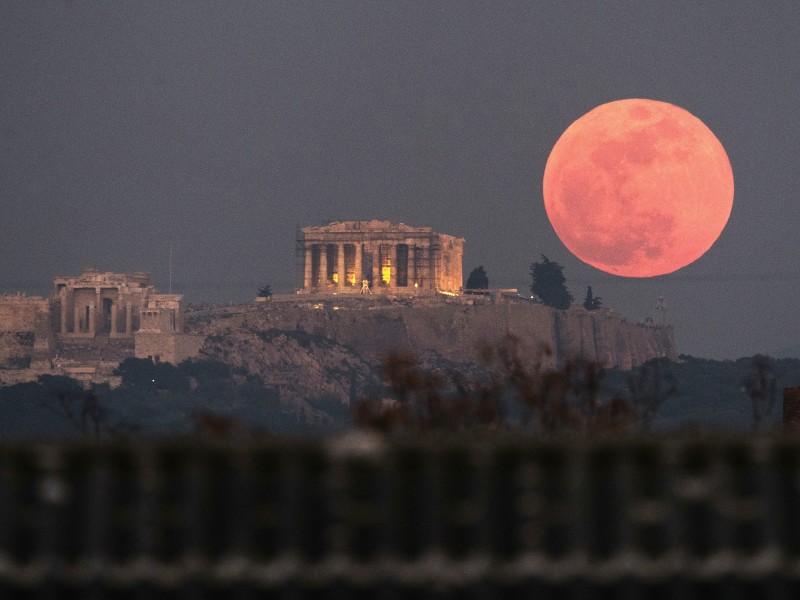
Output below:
[304,220,446,235]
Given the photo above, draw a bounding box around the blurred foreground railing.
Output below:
[2,434,800,598]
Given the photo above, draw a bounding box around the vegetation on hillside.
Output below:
[530,255,573,309]
[354,337,660,434]
[465,266,489,290]
[0,356,344,439]
[0,343,797,439]
[354,347,794,434]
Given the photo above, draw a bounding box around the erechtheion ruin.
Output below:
[53,269,183,338]
[51,268,202,364]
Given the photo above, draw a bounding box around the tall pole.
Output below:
[169,241,173,294]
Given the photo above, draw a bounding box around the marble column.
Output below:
[88,302,96,336]
[110,301,117,336]
[429,244,438,289]
[371,245,380,287]
[337,243,345,289]
[408,244,416,288]
[421,244,432,289]
[354,244,362,288]
[74,302,82,334]
[95,289,102,334]
[319,245,328,286]
[304,245,313,289]
[125,303,132,335]
[389,245,397,288]
[59,288,67,334]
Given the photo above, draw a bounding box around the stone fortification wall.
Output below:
[0,332,35,369]
[0,295,47,369]
[0,295,48,332]
[226,297,676,370]
[135,333,205,365]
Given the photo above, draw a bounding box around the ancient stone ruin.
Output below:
[0,232,678,395]
[54,269,172,339]
[300,220,464,294]
[50,268,202,363]
[0,269,202,385]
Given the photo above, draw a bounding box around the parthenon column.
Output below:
[337,244,345,289]
[421,243,432,289]
[371,246,380,288]
[428,244,437,289]
[389,245,397,288]
[304,245,313,289]
[354,244,362,288]
[319,245,328,287]
[408,244,416,287]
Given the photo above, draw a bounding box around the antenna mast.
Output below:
[652,296,666,326]
[169,242,173,294]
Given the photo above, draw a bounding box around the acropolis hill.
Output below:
[0,221,675,404]
[172,289,676,420]
[283,220,674,369]
[194,293,676,373]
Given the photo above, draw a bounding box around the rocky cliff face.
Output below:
[190,297,676,408]
[552,307,676,370]
[198,326,381,421]
[204,298,675,368]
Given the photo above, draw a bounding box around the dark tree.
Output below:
[257,285,272,298]
[178,358,231,383]
[465,266,489,289]
[114,357,189,392]
[583,286,602,310]
[744,355,777,430]
[530,255,573,309]
[36,375,139,438]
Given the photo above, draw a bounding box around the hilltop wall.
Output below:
[552,307,676,370]
[0,332,35,369]
[231,298,676,370]
[0,295,48,332]
[0,295,49,369]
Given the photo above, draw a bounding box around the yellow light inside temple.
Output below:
[381,266,391,284]
[348,272,356,285]
[332,273,338,283]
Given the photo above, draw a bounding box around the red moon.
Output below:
[543,99,734,277]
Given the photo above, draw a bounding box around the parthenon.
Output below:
[300,221,464,294]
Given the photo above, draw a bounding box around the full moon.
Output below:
[543,99,734,277]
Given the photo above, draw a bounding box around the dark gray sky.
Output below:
[2,2,799,359]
